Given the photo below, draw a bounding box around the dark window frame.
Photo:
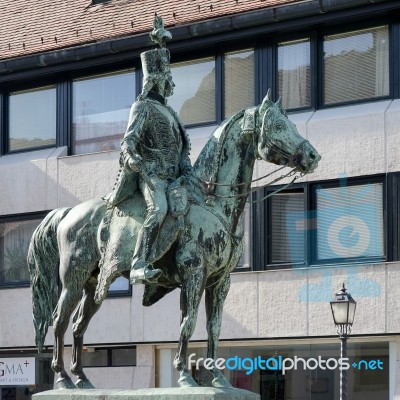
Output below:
[81,346,137,368]
[272,18,394,111]
[309,174,387,266]
[1,82,60,155]
[320,22,392,108]
[71,67,137,155]
[170,45,257,129]
[274,33,313,113]
[234,199,253,272]
[267,186,308,268]
[0,211,49,289]
[253,175,387,271]
[107,275,132,298]
[0,211,133,297]
[252,182,308,271]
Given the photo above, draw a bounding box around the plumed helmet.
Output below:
[141,48,170,78]
[141,16,172,79]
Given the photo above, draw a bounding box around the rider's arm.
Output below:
[179,128,192,176]
[179,155,192,176]
[120,102,147,171]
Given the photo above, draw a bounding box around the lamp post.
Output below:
[330,283,356,400]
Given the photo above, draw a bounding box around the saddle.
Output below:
[94,179,189,304]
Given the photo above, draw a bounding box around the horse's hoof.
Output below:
[56,376,75,389]
[212,376,233,388]
[178,375,199,387]
[75,378,95,389]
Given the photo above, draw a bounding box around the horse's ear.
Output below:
[259,89,273,115]
[276,97,287,116]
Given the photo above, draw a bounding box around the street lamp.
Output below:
[330,283,356,400]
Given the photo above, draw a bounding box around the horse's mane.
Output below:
[193,109,246,188]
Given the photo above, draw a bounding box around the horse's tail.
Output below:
[27,207,71,352]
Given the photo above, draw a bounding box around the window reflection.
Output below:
[9,86,56,151]
[270,190,305,265]
[316,182,384,261]
[278,38,311,110]
[72,70,135,155]
[324,26,389,104]
[0,219,41,285]
[169,57,216,125]
[224,49,255,118]
[109,276,129,293]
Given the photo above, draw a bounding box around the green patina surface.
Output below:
[28,16,320,391]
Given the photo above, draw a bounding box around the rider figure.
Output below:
[112,18,192,284]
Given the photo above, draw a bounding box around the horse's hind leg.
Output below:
[70,277,101,389]
[52,285,83,389]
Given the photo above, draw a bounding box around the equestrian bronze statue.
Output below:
[28,17,321,390]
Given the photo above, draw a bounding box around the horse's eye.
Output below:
[275,122,285,131]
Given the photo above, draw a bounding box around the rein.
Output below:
[191,105,308,204]
[191,167,305,204]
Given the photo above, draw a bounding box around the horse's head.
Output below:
[256,90,320,173]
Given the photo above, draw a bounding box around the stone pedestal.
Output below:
[33,387,260,400]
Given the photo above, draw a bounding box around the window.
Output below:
[224,49,255,118]
[277,38,311,110]
[108,276,130,296]
[253,177,385,269]
[8,86,56,152]
[269,190,305,265]
[237,201,251,270]
[82,347,136,367]
[314,181,384,263]
[323,26,389,105]
[111,347,137,366]
[169,57,216,125]
[0,218,42,286]
[82,348,108,367]
[274,25,391,110]
[72,70,135,155]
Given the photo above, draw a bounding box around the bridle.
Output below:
[191,105,309,203]
[258,106,309,167]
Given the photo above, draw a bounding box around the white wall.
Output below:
[0,262,398,347]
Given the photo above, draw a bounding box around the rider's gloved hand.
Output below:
[127,154,142,172]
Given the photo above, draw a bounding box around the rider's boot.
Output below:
[130,227,162,284]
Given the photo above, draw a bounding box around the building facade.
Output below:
[1,0,400,399]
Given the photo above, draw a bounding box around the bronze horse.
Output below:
[28,91,320,389]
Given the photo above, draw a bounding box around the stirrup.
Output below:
[130,265,162,285]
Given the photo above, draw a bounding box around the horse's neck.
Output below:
[193,114,256,234]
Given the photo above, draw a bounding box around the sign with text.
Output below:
[0,358,35,386]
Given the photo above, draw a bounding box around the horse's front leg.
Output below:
[205,275,233,388]
[173,268,206,387]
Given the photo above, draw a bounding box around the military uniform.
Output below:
[106,90,191,281]
[105,20,191,284]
